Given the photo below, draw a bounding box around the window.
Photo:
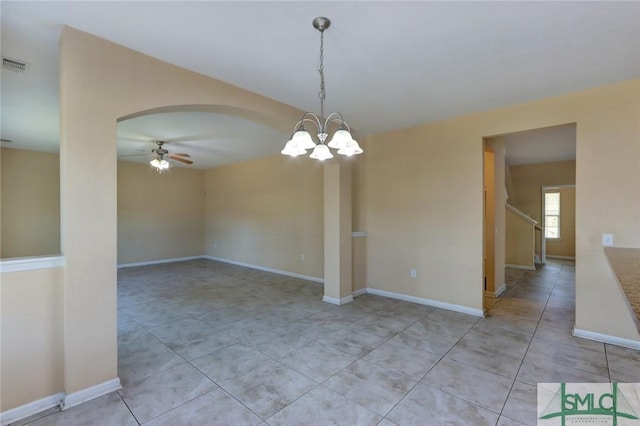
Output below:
[545,192,560,239]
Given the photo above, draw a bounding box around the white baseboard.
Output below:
[62,378,121,410]
[484,284,507,298]
[352,288,367,297]
[0,392,64,425]
[203,255,324,284]
[366,288,484,317]
[117,256,202,269]
[505,264,536,271]
[323,295,354,305]
[546,255,576,260]
[572,328,640,350]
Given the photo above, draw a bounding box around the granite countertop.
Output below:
[604,247,640,333]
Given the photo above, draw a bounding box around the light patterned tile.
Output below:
[526,337,608,377]
[422,358,513,413]
[191,343,271,385]
[445,338,524,378]
[390,324,461,356]
[387,383,498,425]
[363,338,441,379]
[606,344,640,382]
[144,388,261,426]
[319,327,389,357]
[497,416,527,426]
[17,393,136,426]
[324,360,417,416]
[278,342,357,382]
[221,361,317,419]
[266,386,381,425]
[118,363,215,423]
[118,334,185,385]
[517,355,609,386]
[501,381,540,426]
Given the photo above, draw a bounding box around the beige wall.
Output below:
[203,155,323,278]
[545,187,576,258]
[1,148,60,258]
[1,266,64,411]
[508,160,576,256]
[509,160,575,215]
[506,208,536,269]
[357,79,640,340]
[56,26,305,401]
[358,123,484,309]
[117,161,204,265]
[352,236,367,292]
[509,160,576,216]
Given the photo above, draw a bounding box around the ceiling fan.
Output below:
[151,140,193,164]
[121,140,193,172]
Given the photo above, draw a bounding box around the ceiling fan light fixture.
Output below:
[281,17,362,161]
[150,157,169,170]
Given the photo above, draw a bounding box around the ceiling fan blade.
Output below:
[168,155,194,165]
[170,153,191,157]
[119,153,152,158]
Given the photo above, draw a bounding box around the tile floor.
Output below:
[13,259,640,425]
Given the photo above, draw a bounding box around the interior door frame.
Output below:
[540,184,576,264]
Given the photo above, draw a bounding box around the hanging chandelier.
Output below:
[281,17,363,161]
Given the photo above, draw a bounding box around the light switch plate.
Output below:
[602,234,614,246]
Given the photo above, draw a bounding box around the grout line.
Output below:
[497,264,568,418]
[603,343,612,383]
[114,390,141,425]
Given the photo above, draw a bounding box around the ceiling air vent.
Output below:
[2,57,28,73]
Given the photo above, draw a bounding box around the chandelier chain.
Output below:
[318,29,326,122]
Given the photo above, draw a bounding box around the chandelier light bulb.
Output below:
[309,143,333,160]
[327,128,353,150]
[291,129,316,150]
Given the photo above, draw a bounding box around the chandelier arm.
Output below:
[324,112,351,131]
[301,113,323,132]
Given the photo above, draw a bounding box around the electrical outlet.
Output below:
[602,234,614,246]
[213,241,218,249]
[300,254,305,262]
[410,269,417,278]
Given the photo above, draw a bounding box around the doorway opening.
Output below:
[483,123,576,313]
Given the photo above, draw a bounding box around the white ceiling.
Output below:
[490,123,577,166]
[1,1,639,169]
[117,111,286,169]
